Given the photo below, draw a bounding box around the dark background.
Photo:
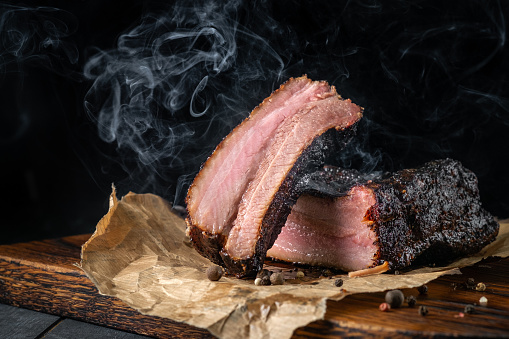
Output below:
[1,0,508,244]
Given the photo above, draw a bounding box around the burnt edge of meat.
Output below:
[220,124,359,277]
[186,226,227,266]
[297,166,381,198]
[306,158,499,271]
[369,159,499,270]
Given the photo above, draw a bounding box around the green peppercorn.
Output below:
[385,289,404,308]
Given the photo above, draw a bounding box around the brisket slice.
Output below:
[221,127,358,276]
[186,76,362,277]
[267,159,499,271]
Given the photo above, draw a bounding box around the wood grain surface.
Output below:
[0,235,508,338]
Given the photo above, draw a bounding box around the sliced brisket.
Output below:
[267,159,499,271]
[186,76,362,276]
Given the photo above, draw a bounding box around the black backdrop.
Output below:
[2,0,508,244]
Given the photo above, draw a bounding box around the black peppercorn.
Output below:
[256,269,270,279]
[334,278,343,287]
[418,305,428,316]
[464,304,475,314]
[406,295,417,307]
[417,285,428,295]
[206,266,223,281]
[385,290,404,308]
[466,277,476,289]
[261,275,271,285]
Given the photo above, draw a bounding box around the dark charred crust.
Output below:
[367,159,498,270]
[369,159,499,270]
[222,124,359,277]
[186,223,227,266]
[303,158,499,271]
[219,251,261,278]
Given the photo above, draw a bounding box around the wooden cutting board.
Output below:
[0,235,508,338]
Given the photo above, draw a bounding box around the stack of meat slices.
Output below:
[186,75,363,277]
[185,75,499,277]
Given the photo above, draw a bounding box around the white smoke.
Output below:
[83,0,290,204]
[0,4,79,75]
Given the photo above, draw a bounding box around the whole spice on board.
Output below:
[270,272,285,285]
[379,302,391,312]
[464,304,475,314]
[406,295,417,307]
[385,290,404,308]
[206,266,223,281]
[418,305,429,316]
[476,282,486,291]
[417,285,428,295]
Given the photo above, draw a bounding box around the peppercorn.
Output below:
[479,296,488,306]
[256,269,270,279]
[464,304,475,314]
[270,272,285,285]
[296,271,305,278]
[406,295,417,307]
[334,278,343,287]
[476,282,486,291]
[206,265,223,281]
[254,278,262,286]
[418,305,428,316]
[379,302,391,312]
[417,284,428,295]
[466,277,475,288]
[385,290,404,308]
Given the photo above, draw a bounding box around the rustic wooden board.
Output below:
[0,235,508,338]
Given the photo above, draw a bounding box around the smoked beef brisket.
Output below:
[186,76,362,277]
[267,159,500,271]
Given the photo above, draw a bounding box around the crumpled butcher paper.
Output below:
[80,190,509,339]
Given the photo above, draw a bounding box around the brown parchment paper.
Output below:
[80,190,509,339]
